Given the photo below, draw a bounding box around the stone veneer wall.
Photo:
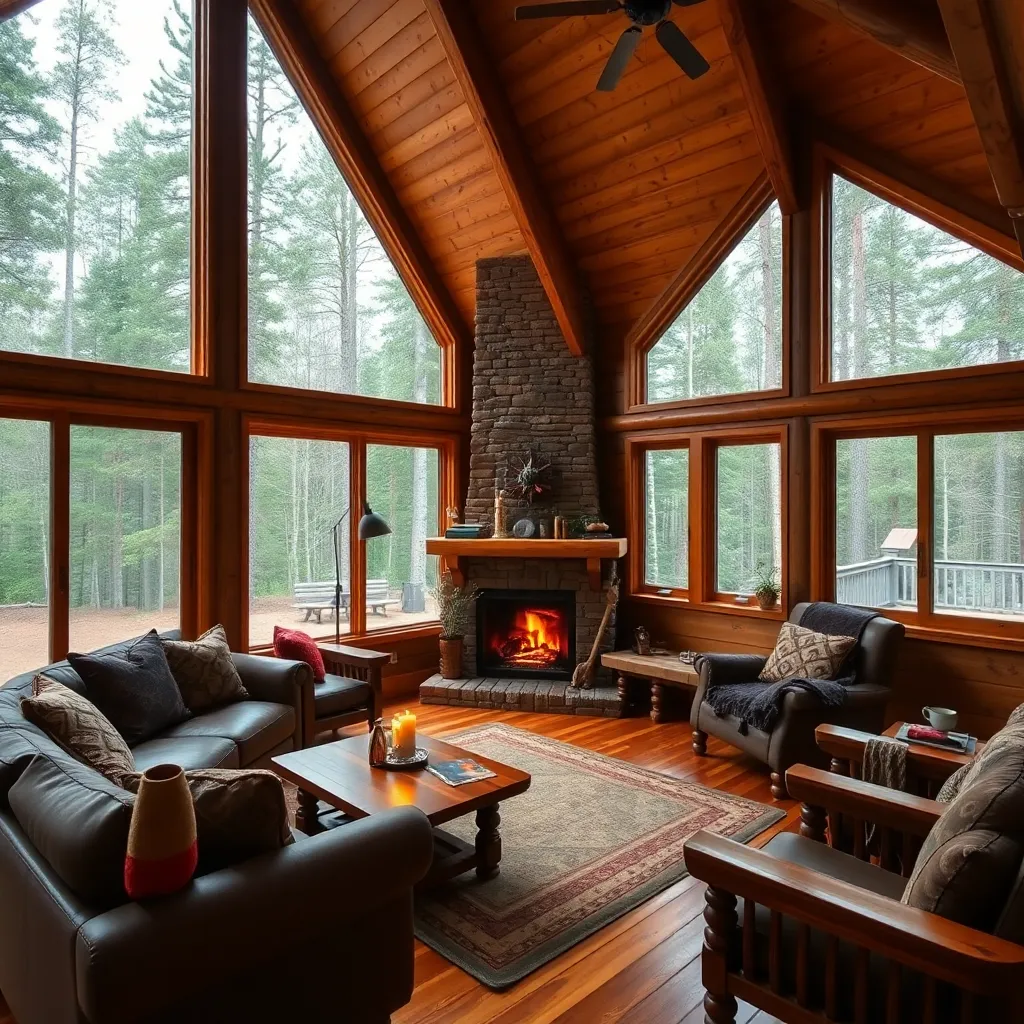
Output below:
[458,255,615,681]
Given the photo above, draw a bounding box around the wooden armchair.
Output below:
[683,762,1024,1023]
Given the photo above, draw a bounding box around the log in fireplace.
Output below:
[476,589,576,681]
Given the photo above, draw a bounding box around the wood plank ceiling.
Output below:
[295,0,1013,348]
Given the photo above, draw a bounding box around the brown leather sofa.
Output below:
[690,602,905,799]
[0,635,434,1024]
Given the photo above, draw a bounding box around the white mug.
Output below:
[922,706,958,732]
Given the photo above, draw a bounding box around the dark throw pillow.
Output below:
[161,624,248,713]
[69,630,190,746]
[20,675,136,786]
[273,626,326,683]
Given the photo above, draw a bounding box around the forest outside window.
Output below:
[646,201,782,404]
[644,448,688,593]
[364,444,440,633]
[1,0,193,372]
[0,418,50,680]
[246,17,442,405]
[829,174,1024,383]
[716,442,782,599]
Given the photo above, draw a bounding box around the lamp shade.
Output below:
[358,502,392,540]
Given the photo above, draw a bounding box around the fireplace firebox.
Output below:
[476,589,576,681]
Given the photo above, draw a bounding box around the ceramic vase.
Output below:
[439,636,464,679]
[124,763,197,899]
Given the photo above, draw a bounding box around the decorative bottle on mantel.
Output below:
[493,487,509,539]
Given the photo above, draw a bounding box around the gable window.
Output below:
[829,174,1024,382]
[0,0,193,372]
[646,200,782,404]
[245,17,442,405]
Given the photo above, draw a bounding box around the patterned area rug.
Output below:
[414,723,784,988]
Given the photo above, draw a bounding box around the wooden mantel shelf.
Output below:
[425,537,627,591]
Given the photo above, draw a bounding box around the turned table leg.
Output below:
[800,802,828,843]
[770,771,789,800]
[692,728,707,756]
[650,682,666,723]
[295,788,323,836]
[703,886,738,1023]
[475,804,501,880]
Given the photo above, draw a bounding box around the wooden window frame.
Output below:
[626,172,791,414]
[812,407,1024,652]
[242,414,458,652]
[627,423,789,621]
[0,397,211,665]
[811,142,1024,395]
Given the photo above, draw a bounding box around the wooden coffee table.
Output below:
[271,732,531,886]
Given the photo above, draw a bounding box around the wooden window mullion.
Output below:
[917,430,935,629]
[49,414,70,663]
[349,439,367,637]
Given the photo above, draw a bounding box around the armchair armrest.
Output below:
[785,764,944,837]
[683,830,1024,994]
[75,806,433,1024]
[232,652,313,751]
[697,653,768,689]
[815,723,973,782]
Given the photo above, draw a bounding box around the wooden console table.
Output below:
[600,649,699,723]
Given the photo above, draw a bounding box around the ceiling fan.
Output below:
[514,0,710,92]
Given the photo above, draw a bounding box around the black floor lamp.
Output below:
[332,502,392,644]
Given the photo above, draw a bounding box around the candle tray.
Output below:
[380,746,429,771]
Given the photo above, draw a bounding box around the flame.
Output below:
[490,606,565,668]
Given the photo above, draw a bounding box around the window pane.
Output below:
[0,419,49,680]
[245,17,442,404]
[835,436,917,610]
[934,432,1024,620]
[1,2,192,370]
[249,436,351,648]
[644,449,688,589]
[69,427,181,651]
[647,201,782,403]
[365,444,439,633]
[831,175,1024,382]
[716,443,781,595]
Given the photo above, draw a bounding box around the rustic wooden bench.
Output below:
[600,649,700,723]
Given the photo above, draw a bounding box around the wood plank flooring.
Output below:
[0,699,794,1024]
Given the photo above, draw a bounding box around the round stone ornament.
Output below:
[512,518,536,538]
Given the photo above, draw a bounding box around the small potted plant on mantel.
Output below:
[752,561,781,610]
[431,570,479,680]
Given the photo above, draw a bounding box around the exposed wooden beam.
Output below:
[422,0,589,357]
[935,0,1024,256]
[0,0,43,20]
[248,0,470,356]
[719,0,800,215]
[784,0,961,84]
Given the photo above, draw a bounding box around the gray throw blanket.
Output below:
[704,603,878,733]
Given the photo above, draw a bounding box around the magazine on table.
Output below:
[426,758,496,787]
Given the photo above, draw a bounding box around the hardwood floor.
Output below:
[0,699,795,1024]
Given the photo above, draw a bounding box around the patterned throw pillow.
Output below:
[20,675,136,785]
[68,630,191,746]
[161,624,248,713]
[122,767,292,874]
[273,626,326,683]
[759,621,857,683]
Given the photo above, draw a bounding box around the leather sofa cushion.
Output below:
[132,735,239,773]
[313,674,372,717]
[0,695,71,798]
[157,702,294,766]
[8,753,132,909]
[903,727,1024,931]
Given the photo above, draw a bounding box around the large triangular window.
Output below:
[245,16,441,405]
[645,200,782,404]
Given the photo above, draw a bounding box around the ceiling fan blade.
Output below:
[655,19,710,78]
[515,1,621,19]
[597,26,642,92]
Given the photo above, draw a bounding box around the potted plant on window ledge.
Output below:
[752,562,780,611]
[431,570,479,679]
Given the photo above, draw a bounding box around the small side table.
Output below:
[600,650,700,723]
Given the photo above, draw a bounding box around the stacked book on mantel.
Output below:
[445,522,485,539]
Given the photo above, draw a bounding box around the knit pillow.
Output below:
[161,624,248,713]
[273,626,326,683]
[20,675,136,786]
[759,621,857,684]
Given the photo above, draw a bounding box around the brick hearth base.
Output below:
[419,675,624,717]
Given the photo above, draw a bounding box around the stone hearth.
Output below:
[420,676,622,717]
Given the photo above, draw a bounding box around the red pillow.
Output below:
[273,626,326,682]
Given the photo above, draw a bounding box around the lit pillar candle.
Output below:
[391,711,416,758]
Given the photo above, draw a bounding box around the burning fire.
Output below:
[493,608,564,668]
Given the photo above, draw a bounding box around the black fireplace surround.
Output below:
[476,588,576,681]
